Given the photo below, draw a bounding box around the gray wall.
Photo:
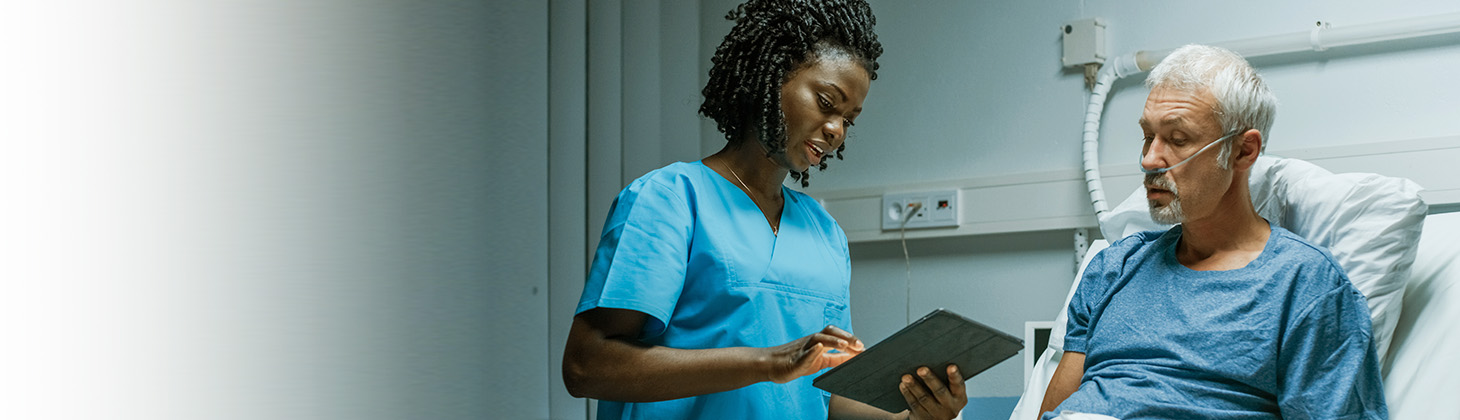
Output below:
[763,0,1460,192]
[693,0,1460,401]
[10,1,557,419]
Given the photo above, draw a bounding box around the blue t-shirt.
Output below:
[1047,226,1387,420]
[576,161,853,420]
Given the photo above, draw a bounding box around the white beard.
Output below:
[1146,173,1185,225]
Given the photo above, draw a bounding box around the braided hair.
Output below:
[699,0,882,187]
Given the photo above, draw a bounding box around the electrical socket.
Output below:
[882,189,959,230]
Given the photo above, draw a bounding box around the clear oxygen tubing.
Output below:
[1082,12,1460,232]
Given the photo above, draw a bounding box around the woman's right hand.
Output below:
[566,310,865,402]
[765,325,865,384]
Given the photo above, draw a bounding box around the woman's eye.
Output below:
[818,95,832,108]
[845,119,855,128]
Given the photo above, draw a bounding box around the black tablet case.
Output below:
[813,309,1023,413]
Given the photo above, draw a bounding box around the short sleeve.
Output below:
[1063,248,1112,354]
[576,178,695,338]
[1277,282,1388,420]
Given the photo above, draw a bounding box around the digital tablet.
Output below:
[812,308,1022,413]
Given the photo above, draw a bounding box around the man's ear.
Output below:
[1232,129,1263,171]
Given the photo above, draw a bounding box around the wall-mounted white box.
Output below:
[1061,17,1107,67]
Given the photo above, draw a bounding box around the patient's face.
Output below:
[1139,87,1235,224]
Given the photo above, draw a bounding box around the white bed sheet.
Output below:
[1381,211,1460,420]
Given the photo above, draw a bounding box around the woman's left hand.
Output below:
[898,364,967,420]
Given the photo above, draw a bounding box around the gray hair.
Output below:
[1146,44,1277,168]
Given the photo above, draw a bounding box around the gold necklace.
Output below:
[722,160,779,235]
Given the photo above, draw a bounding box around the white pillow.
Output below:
[1096,155,1428,361]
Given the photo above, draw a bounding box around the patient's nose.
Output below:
[1141,140,1169,172]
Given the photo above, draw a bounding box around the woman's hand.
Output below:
[765,325,865,384]
[898,364,967,420]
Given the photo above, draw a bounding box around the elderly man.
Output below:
[1038,45,1388,420]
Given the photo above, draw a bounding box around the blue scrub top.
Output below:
[577,161,854,420]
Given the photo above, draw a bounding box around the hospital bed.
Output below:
[1005,155,1459,420]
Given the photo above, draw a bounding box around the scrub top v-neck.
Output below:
[576,160,853,420]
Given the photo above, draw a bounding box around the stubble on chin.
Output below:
[1146,173,1184,225]
[1149,199,1184,225]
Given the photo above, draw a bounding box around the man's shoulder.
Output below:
[1101,227,1177,257]
[1093,225,1345,278]
[1082,227,1177,281]
[1265,226,1344,270]
[1260,226,1361,308]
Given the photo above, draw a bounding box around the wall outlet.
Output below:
[882,189,959,230]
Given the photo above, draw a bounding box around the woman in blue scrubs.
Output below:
[562,1,966,419]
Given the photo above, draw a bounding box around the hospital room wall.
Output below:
[10,1,564,419]
[703,0,1460,192]
[694,0,1460,406]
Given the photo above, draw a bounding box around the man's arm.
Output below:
[1038,351,1086,417]
[1277,287,1388,419]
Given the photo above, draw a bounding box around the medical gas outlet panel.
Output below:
[882,189,959,230]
